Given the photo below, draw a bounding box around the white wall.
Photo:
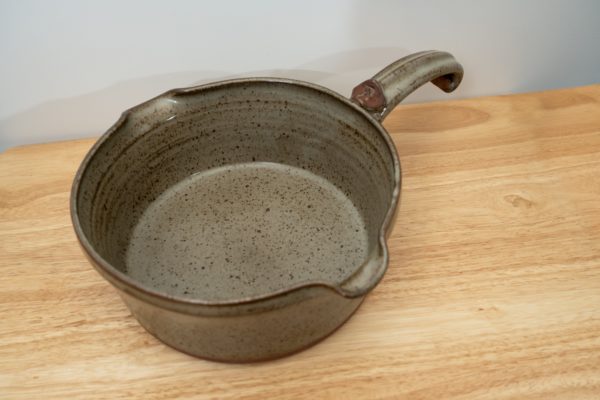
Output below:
[1,0,599,151]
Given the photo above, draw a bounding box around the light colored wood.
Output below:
[2,85,600,399]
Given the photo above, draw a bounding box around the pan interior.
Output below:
[126,162,368,300]
[75,80,396,302]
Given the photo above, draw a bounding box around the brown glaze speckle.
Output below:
[126,162,368,300]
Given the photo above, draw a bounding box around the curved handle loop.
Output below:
[351,50,464,120]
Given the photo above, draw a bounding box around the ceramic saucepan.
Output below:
[71,50,463,362]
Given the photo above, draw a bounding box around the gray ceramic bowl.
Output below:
[71,50,463,362]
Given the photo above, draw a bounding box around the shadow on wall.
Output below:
[0,46,473,151]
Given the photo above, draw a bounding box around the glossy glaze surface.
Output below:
[72,79,398,361]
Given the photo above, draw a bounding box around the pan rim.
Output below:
[70,77,401,309]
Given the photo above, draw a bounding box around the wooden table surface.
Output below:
[2,85,600,399]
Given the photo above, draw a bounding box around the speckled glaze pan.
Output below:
[71,51,463,362]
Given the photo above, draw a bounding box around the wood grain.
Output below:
[2,85,600,399]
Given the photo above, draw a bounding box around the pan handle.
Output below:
[350,50,463,121]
